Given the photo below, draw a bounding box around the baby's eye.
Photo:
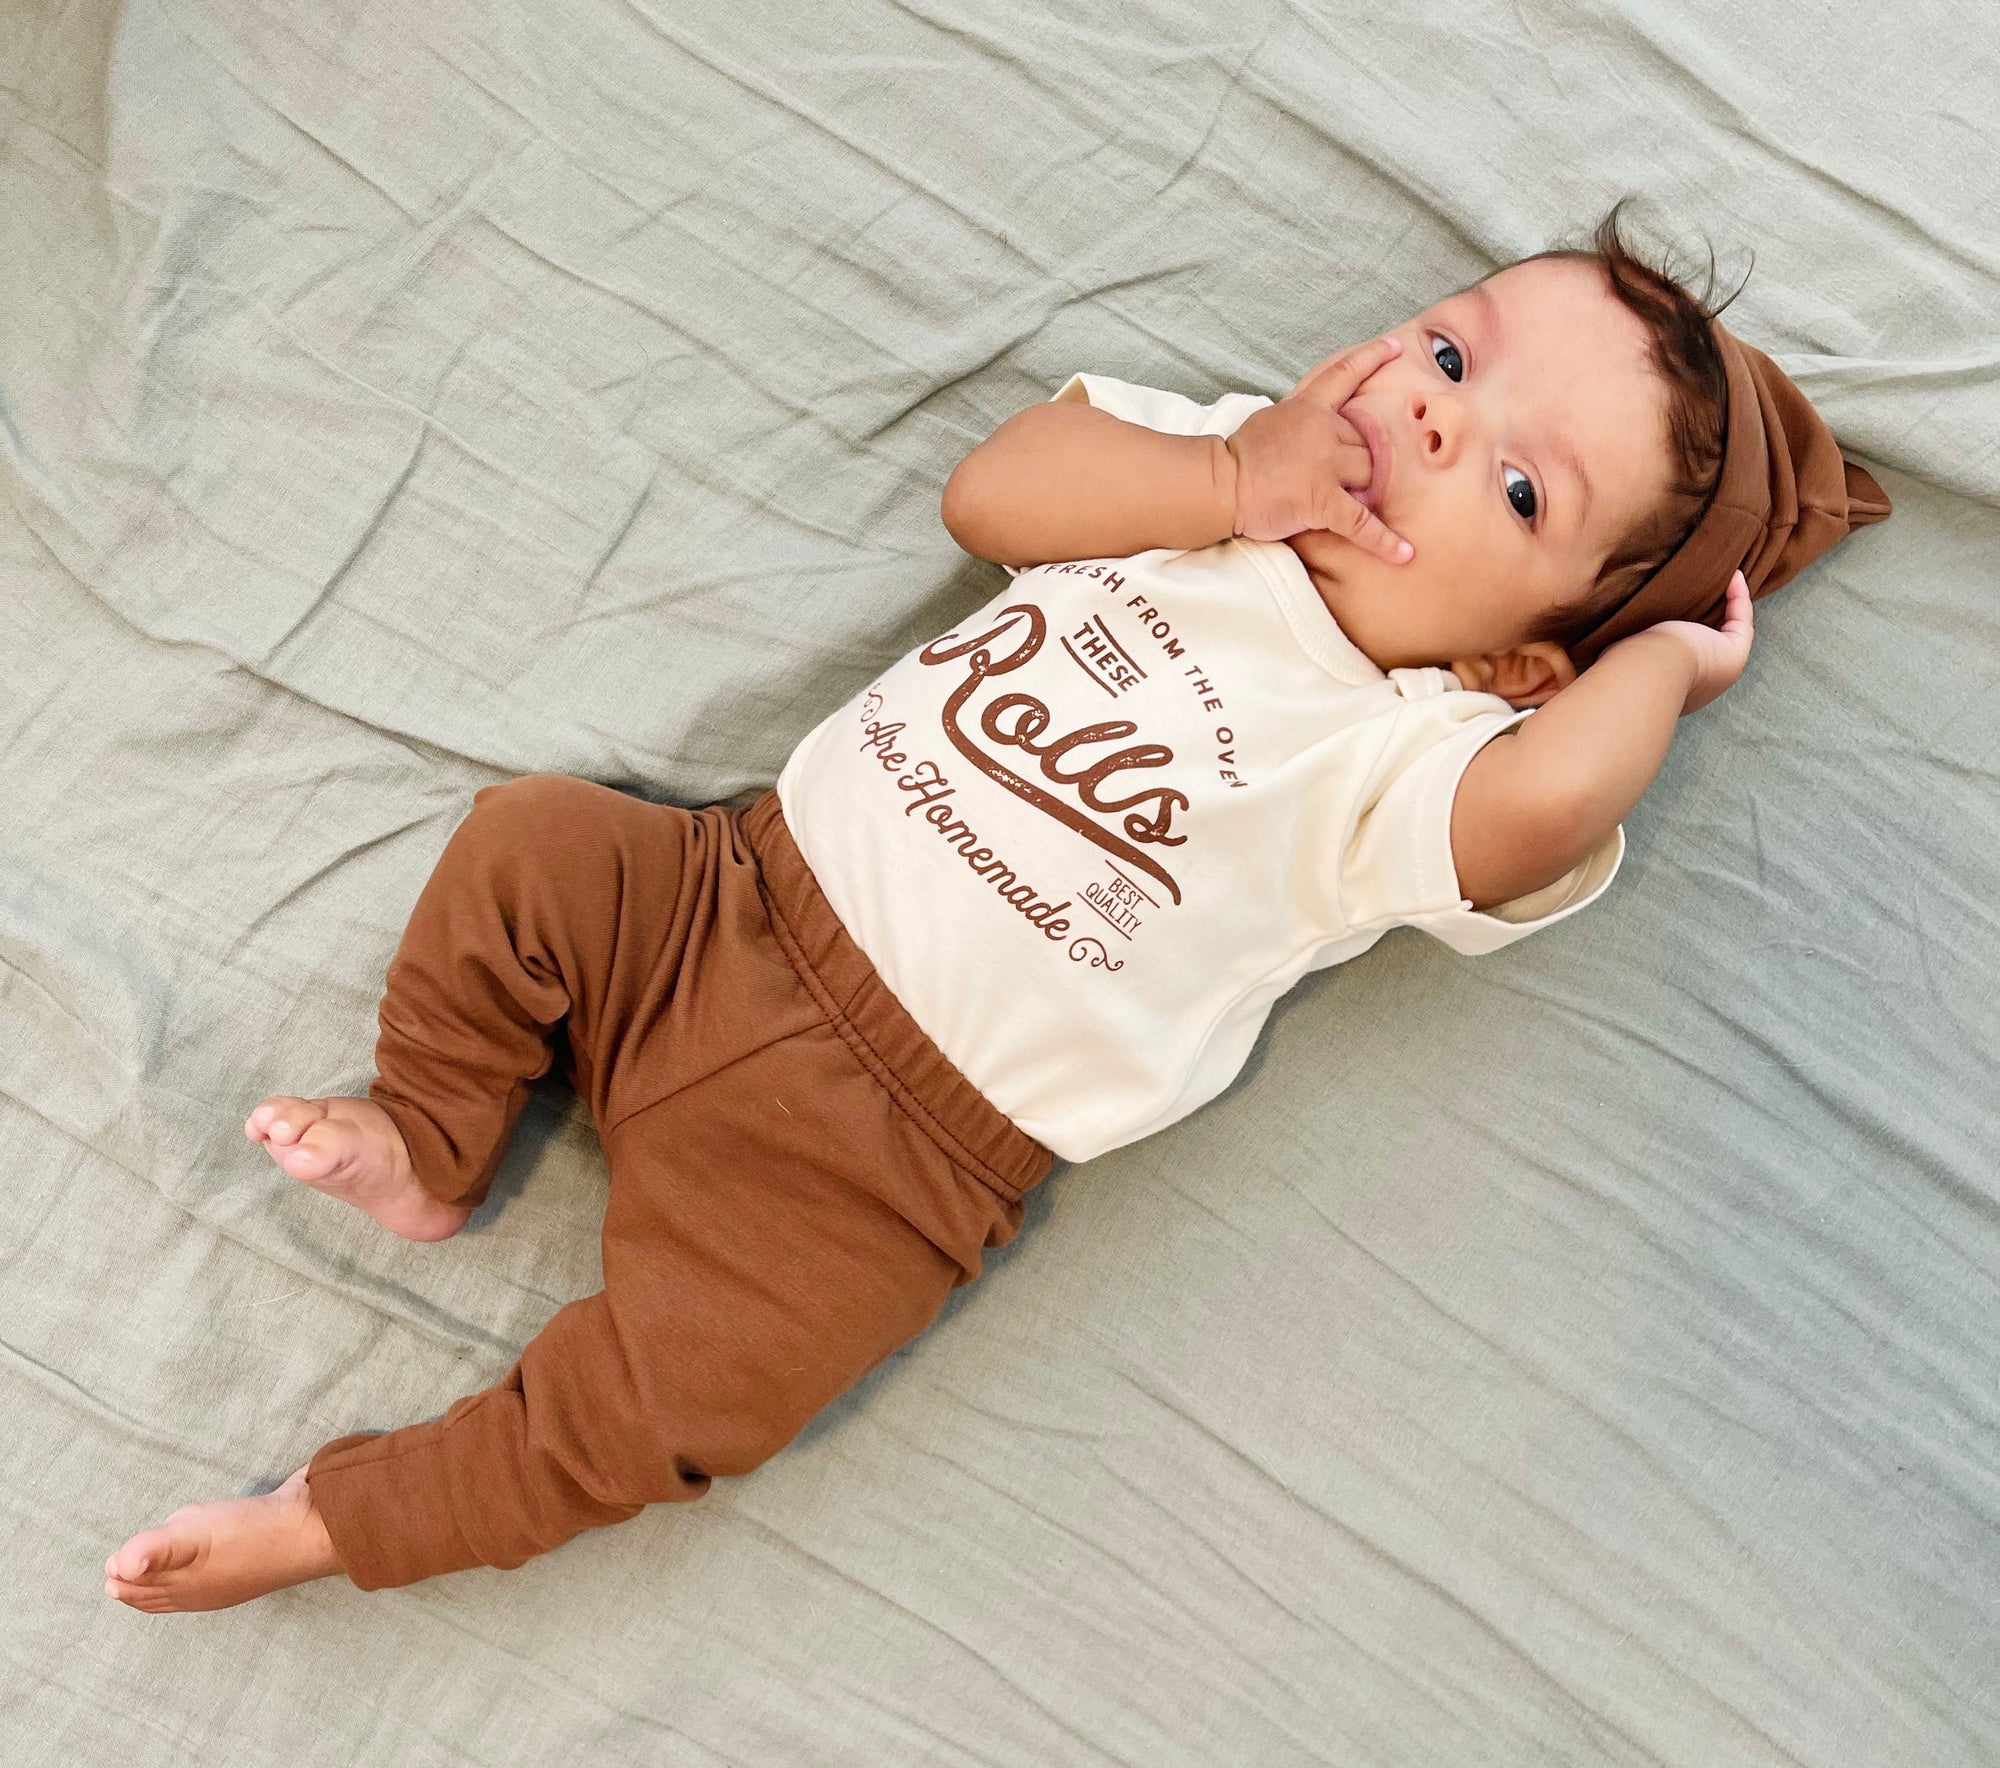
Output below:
[1503,465,1538,524]
[1428,334,1464,382]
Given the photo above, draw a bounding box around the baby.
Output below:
[105,206,1887,1611]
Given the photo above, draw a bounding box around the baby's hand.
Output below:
[1224,336,1414,563]
[1645,569,1756,715]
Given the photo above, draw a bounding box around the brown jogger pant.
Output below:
[305,775,1052,1591]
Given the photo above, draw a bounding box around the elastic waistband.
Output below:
[738,790,1053,1204]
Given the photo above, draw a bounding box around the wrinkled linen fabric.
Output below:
[2,2,1996,1764]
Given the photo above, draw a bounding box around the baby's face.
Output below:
[1292,256,1675,676]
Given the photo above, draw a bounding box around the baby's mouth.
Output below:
[1340,401,1393,511]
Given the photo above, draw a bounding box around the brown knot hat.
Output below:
[1567,324,1893,670]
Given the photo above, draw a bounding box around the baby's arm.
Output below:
[942,398,1237,564]
[1451,572,1755,910]
[942,337,1408,568]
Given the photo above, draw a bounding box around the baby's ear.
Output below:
[1482,641,1577,708]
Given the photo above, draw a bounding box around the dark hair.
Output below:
[1513,199,1748,653]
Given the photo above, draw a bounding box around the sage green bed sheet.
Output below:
[2,1,1996,1762]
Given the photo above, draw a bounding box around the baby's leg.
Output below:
[109,1066,963,1612]
[242,773,678,1236]
[307,1046,998,1590]
[108,784,1045,1609]
[108,774,715,1611]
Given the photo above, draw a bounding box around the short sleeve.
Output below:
[1048,372,1273,440]
[1340,691,1625,956]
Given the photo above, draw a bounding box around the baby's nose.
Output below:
[1409,393,1460,465]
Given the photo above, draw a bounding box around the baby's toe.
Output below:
[109,1520,197,1585]
[107,1542,156,1583]
[274,1128,344,1183]
[252,1097,325,1148]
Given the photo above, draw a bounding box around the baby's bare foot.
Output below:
[245,1094,469,1241]
[104,1466,343,1613]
